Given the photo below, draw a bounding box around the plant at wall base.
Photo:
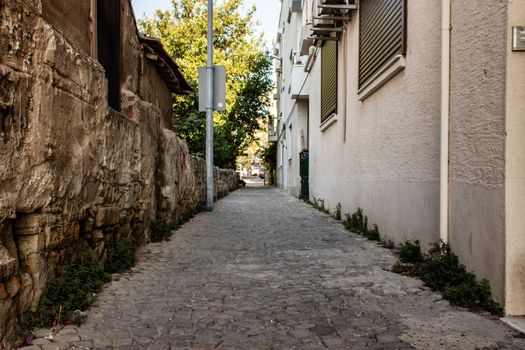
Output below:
[343,208,382,241]
[308,197,330,214]
[392,240,503,315]
[169,220,180,231]
[366,224,380,241]
[104,238,136,274]
[150,219,173,242]
[21,251,110,332]
[443,279,502,314]
[343,208,368,234]
[334,203,342,220]
[317,199,329,214]
[398,240,423,263]
[419,241,472,291]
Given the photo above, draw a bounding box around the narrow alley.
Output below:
[23,187,524,350]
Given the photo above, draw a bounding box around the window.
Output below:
[97,0,121,111]
[359,0,406,88]
[321,41,338,123]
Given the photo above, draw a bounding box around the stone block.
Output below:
[44,223,80,249]
[0,221,19,280]
[94,241,105,260]
[95,207,120,227]
[41,343,71,350]
[13,214,47,236]
[53,333,81,343]
[92,230,104,242]
[18,346,41,350]
[0,283,8,299]
[16,234,43,257]
[6,276,20,297]
[25,253,43,275]
[31,337,51,345]
[0,251,17,281]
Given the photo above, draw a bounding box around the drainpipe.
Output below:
[440,0,451,243]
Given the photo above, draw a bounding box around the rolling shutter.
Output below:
[359,0,406,88]
[321,41,338,122]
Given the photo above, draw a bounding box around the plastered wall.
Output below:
[449,0,508,304]
[277,6,305,196]
[308,0,442,246]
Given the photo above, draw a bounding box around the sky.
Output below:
[131,0,281,50]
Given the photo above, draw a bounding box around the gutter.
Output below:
[440,0,451,243]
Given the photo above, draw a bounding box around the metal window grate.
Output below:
[321,41,338,122]
[359,0,406,88]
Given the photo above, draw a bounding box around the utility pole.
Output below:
[205,0,214,211]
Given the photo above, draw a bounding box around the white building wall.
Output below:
[276,0,524,315]
[276,0,310,197]
[448,0,508,306]
[308,0,442,247]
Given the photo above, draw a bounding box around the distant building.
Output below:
[274,0,525,316]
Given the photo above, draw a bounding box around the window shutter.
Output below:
[321,41,338,122]
[359,0,406,88]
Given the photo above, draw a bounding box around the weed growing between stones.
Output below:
[104,237,136,274]
[150,219,173,242]
[151,212,198,242]
[19,251,110,337]
[312,197,330,214]
[305,197,331,215]
[343,208,381,241]
[334,203,342,220]
[13,238,139,346]
[398,240,424,263]
[343,208,368,233]
[393,240,503,315]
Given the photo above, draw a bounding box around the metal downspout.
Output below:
[440,0,451,243]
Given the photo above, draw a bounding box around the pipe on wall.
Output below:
[440,0,451,243]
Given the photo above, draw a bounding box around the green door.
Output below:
[300,150,309,199]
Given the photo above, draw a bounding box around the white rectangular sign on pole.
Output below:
[198,65,226,112]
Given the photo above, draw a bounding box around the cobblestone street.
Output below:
[23,187,525,350]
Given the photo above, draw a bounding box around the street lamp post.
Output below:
[205,0,214,211]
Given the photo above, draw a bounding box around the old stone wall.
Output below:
[0,0,237,344]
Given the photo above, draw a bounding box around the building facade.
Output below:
[274,0,525,316]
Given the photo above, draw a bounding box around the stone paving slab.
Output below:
[18,187,525,349]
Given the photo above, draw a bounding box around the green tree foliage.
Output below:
[139,0,273,168]
[260,141,277,185]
